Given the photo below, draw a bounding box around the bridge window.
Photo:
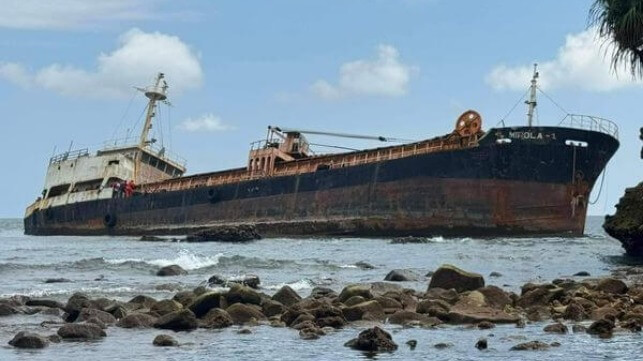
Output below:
[48,184,71,197]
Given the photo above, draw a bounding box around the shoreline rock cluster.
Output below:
[3,264,643,353]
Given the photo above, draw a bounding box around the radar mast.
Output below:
[526,63,538,127]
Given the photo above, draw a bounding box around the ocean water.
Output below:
[0,216,641,360]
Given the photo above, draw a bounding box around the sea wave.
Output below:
[265,279,314,291]
[106,249,223,271]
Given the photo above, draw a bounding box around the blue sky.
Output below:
[1,0,641,218]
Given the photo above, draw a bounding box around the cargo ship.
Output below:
[24,68,620,237]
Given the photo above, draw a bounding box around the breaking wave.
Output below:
[265,279,315,291]
[106,249,223,271]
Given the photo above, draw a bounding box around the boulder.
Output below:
[587,318,615,338]
[543,323,568,334]
[344,296,367,307]
[424,288,459,304]
[64,293,93,321]
[591,306,619,321]
[384,269,418,282]
[127,295,157,309]
[299,326,324,340]
[448,293,520,324]
[25,299,64,309]
[344,326,398,352]
[185,225,261,243]
[516,284,564,308]
[229,275,261,289]
[156,265,187,277]
[117,313,157,328]
[226,284,262,305]
[342,300,384,321]
[309,287,337,299]
[8,331,49,349]
[510,340,551,351]
[188,292,227,318]
[57,324,106,340]
[151,299,183,316]
[428,265,484,293]
[417,299,451,314]
[355,261,375,269]
[78,308,117,325]
[572,324,587,333]
[154,309,198,331]
[153,334,178,347]
[44,278,71,283]
[596,278,628,294]
[338,284,374,303]
[0,303,19,316]
[387,310,441,326]
[272,285,302,307]
[489,272,502,278]
[478,286,513,309]
[201,308,233,328]
[475,338,487,350]
[434,342,454,349]
[262,299,285,317]
[226,303,266,324]
[563,302,587,321]
[369,282,403,297]
[390,236,429,244]
[238,328,252,334]
[173,291,196,307]
[574,271,591,277]
[406,340,417,350]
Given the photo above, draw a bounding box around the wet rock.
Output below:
[338,284,374,303]
[201,308,233,329]
[140,235,166,242]
[57,323,106,340]
[156,265,187,277]
[151,299,183,316]
[475,338,487,350]
[543,322,568,334]
[173,291,196,308]
[261,299,285,317]
[299,326,324,340]
[478,286,513,309]
[309,303,346,326]
[344,296,367,307]
[185,225,261,243]
[355,261,375,269]
[188,292,227,318]
[387,310,442,326]
[237,328,252,334]
[369,282,403,297]
[526,306,552,322]
[207,274,227,286]
[44,278,71,284]
[574,271,590,277]
[516,284,564,309]
[226,284,262,305]
[343,300,385,321]
[563,302,587,321]
[226,303,266,324]
[591,306,619,321]
[8,332,49,349]
[78,308,117,325]
[447,291,519,324]
[85,317,107,329]
[0,303,20,316]
[374,296,403,311]
[117,313,157,328]
[344,326,398,352]
[489,272,502,278]
[193,286,208,296]
[434,342,454,349]
[596,278,628,294]
[154,309,198,331]
[406,339,417,350]
[272,285,302,307]
[127,295,157,309]
[603,183,643,256]
[230,275,261,289]
[572,324,586,333]
[390,236,429,244]
[63,293,93,321]
[153,334,178,347]
[424,288,459,304]
[309,287,337,299]
[47,334,61,343]
[477,321,495,329]
[510,340,551,351]
[428,265,485,293]
[384,269,418,282]
[417,299,451,314]
[587,318,615,338]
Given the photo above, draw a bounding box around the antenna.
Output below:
[525,63,539,127]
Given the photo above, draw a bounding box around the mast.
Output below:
[134,72,168,181]
[526,63,539,127]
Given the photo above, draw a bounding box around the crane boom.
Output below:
[273,126,413,143]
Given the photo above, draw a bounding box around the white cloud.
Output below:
[486,27,641,92]
[0,0,165,30]
[177,114,232,132]
[0,62,32,88]
[0,28,203,98]
[311,44,416,99]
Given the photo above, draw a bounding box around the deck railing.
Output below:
[49,148,90,164]
[559,114,619,139]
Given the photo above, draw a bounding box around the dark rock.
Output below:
[543,322,568,334]
[387,310,441,326]
[309,287,337,299]
[428,264,485,293]
[587,318,615,338]
[338,284,374,303]
[0,303,20,316]
[272,285,302,307]
[603,182,643,256]
[185,225,261,243]
[417,299,451,314]
[434,342,454,349]
[118,313,157,328]
[516,284,564,308]
[384,269,418,282]
[47,335,61,343]
[355,261,375,269]
[551,341,561,347]
[156,264,187,277]
[424,288,459,304]
[154,309,198,331]
[207,274,227,286]
[189,292,227,318]
[316,316,346,328]
[85,317,107,329]
[572,324,586,333]
[344,296,367,307]
[478,286,513,309]
[390,236,429,244]
[406,339,417,350]
[226,284,262,305]
[489,272,502,278]
[475,338,487,350]
[596,278,628,294]
[140,235,166,242]
[153,334,178,346]
[151,299,183,316]
[343,300,384,321]
[57,324,106,340]
[8,331,48,349]
[261,299,285,317]
[477,321,495,329]
[590,306,619,321]
[344,326,398,352]
[230,275,261,289]
[44,278,71,283]
[201,308,233,328]
[173,291,196,307]
[78,308,117,325]
[510,340,551,351]
[64,293,93,321]
[563,302,587,321]
[299,326,324,340]
[193,286,208,296]
[226,303,266,324]
[127,295,157,309]
[573,271,590,277]
[237,328,252,334]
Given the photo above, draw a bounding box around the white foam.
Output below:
[107,249,223,270]
[340,264,359,269]
[0,286,139,298]
[266,279,314,291]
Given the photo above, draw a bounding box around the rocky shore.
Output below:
[604,182,643,256]
[3,263,643,354]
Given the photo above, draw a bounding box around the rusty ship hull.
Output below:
[24,126,619,237]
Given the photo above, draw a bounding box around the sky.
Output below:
[1,0,642,218]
